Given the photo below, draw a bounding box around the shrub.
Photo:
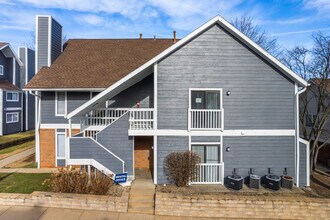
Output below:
[164,151,201,187]
[43,167,114,195]
[89,171,113,195]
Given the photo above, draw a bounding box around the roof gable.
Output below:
[67,15,308,118]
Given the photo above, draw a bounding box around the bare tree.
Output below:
[282,32,330,172]
[24,29,67,50]
[232,14,281,56]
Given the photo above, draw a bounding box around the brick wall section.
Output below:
[40,129,55,168]
[0,191,129,212]
[134,137,153,170]
[155,192,330,219]
[40,128,80,168]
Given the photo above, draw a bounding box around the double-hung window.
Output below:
[55,92,66,116]
[6,92,19,102]
[0,65,3,75]
[6,112,19,123]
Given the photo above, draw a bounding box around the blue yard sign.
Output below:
[114,172,128,184]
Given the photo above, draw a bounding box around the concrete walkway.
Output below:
[0,205,216,220]
[0,168,57,173]
[0,148,35,168]
[128,169,155,215]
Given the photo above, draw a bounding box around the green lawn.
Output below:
[0,130,35,145]
[0,141,35,156]
[0,173,50,194]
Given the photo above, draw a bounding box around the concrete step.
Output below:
[129,193,154,200]
[128,201,154,208]
[129,197,154,203]
[127,206,154,215]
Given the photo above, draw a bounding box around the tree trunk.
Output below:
[313,147,320,172]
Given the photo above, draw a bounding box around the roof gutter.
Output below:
[295,84,309,187]
[23,88,106,92]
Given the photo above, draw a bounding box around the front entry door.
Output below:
[134,137,153,171]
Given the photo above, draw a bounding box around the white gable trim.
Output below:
[67,15,308,119]
[0,44,24,66]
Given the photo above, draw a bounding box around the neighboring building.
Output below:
[0,42,35,135]
[25,15,310,187]
[304,79,330,168]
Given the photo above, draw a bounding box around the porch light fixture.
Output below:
[226,147,231,152]
[226,91,231,96]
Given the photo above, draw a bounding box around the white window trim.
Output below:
[188,88,224,131]
[0,65,3,75]
[55,129,66,163]
[6,92,19,102]
[6,112,19,124]
[55,91,67,117]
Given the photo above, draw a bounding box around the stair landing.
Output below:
[128,169,155,214]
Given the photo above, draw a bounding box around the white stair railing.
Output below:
[84,108,129,127]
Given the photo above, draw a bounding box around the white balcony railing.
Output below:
[189,108,223,130]
[191,163,224,184]
[129,108,154,130]
[83,108,154,131]
[84,108,129,127]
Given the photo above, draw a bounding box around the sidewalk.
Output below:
[0,148,35,168]
[0,205,216,220]
[0,168,57,173]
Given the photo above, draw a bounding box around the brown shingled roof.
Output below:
[0,80,21,91]
[25,39,176,89]
[0,42,8,48]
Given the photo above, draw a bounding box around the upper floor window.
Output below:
[55,92,66,116]
[6,112,19,123]
[0,65,3,75]
[189,89,223,130]
[6,92,19,102]
[191,90,221,109]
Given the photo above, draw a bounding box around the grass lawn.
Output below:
[0,173,50,194]
[0,141,35,160]
[0,130,35,145]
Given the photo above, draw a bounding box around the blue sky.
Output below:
[1,0,330,52]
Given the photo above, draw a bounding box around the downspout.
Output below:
[29,90,41,168]
[295,85,308,187]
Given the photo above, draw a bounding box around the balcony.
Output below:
[82,108,154,132]
[188,108,224,130]
[191,163,224,184]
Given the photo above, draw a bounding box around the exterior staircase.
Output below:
[128,169,155,214]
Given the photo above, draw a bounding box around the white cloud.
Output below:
[76,14,105,26]
[304,0,330,17]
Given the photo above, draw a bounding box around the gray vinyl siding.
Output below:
[37,16,49,72]
[57,159,65,167]
[40,91,91,124]
[51,19,62,64]
[70,138,124,174]
[97,113,133,175]
[157,136,189,184]
[18,48,26,88]
[223,136,295,179]
[157,24,295,130]
[299,142,308,187]
[0,53,13,82]
[191,136,220,142]
[108,74,154,108]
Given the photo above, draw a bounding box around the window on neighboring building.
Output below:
[56,131,66,159]
[55,92,66,116]
[6,112,19,123]
[306,114,317,127]
[6,92,19,102]
[0,65,3,75]
[191,145,220,163]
